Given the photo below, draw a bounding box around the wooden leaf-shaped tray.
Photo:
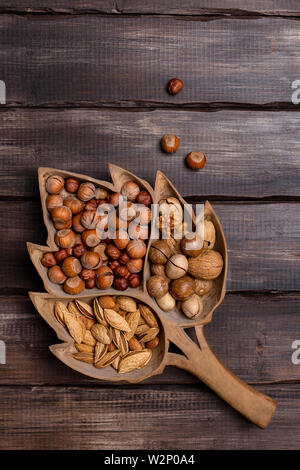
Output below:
[28,165,277,428]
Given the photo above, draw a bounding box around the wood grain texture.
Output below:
[1,293,299,386]
[1,109,300,198]
[1,1,300,15]
[0,15,299,106]
[0,383,298,449]
[2,200,300,292]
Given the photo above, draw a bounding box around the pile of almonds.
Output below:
[54,295,160,373]
[41,174,152,295]
[147,197,224,319]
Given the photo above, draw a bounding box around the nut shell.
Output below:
[204,220,216,250]
[169,275,195,301]
[181,294,203,319]
[147,275,169,299]
[156,292,176,311]
[188,250,224,280]
[64,276,85,295]
[165,254,188,279]
[194,278,213,296]
[149,240,171,265]
[161,134,180,153]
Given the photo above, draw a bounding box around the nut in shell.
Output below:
[165,254,188,279]
[188,249,224,280]
[181,294,203,319]
[116,296,137,312]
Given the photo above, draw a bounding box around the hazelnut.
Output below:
[185,152,206,170]
[92,244,108,262]
[46,194,63,212]
[113,229,129,250]
[126,240,146,259]
[72,213,85,233]
[105,244,120,260]
[81,210,100,230]
[135,206,151,226]
[80,269,96,281]
[66,247,73,256]
[136,190,151,207]
[46,174,64,194]
[109,260,120,271]
[54,220,72,231]
[48,265,67,284]
[81,251,101,270]
[119,252,130,265]
[55,229,76,249]
[167,78,183,95]
[113,276,129,291]
[51,206,72,225]
[181,294,203,319]
[74,233,82,245]
[156,292,176,311]
[54,249,68,263]
[85,278,96,289]
[96,265,114,289]
[204,220,216,249]
[161,134,180,153]
[98,296,116,309]
[73,243,87,258]
[114,265,129,278]
[169,275,195,301]
[126,258,143,273]
[62,256,82,277]
[128,223,148,240]
[41,252,56,268]
[81,229,101,247]
[95,187,109,200]
[149,240,171,264]
[128,273,141,288]
[119,201,137,222]
[166,254,188,279]
[85,199,98,211]
[188,250,223,280]
[64,276,85,295]
[108,192,123,207]
[65,177,80,193]
[147,275,169,299]
[64,196,85,215]
[181,234,204,258]
[77,182,95,202]
[121,181,140,202]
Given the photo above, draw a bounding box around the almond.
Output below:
[64,311,85,344]
[139,304,159,328]
[138,327,159,343]
[116,296,137,312]
[72,352,94,364]
[104,309,131,332]
[93,298,108,326]
[75,299,94,319]
[91,324,111,344]
[124,309,140,341]
[95,350,121,368]
[118,350,152,374]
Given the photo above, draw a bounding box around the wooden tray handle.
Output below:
[167,326,277,429]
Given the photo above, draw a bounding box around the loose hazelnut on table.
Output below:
[121,181,140,202]
[46,174,64,194]
[48,265,67,284]
[185,151,206,170]
[161,134,180,153]
[46,194,63,212]
[64,276,85,295]
[77,182,96,202]
[55,229,76,249]
[41,252,56,268]
[65,177,80,193]
[136,190,151,207]
[167,78,183,95]
[96,265,114,289]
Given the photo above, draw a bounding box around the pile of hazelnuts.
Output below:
[41,174,152,295]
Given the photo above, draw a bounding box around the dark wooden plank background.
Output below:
[1,1,300,450]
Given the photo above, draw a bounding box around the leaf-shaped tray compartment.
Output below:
[27,164,154,298]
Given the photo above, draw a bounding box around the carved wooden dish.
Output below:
[28,165,277,429]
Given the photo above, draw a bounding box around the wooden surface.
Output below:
[1,1,300,449]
